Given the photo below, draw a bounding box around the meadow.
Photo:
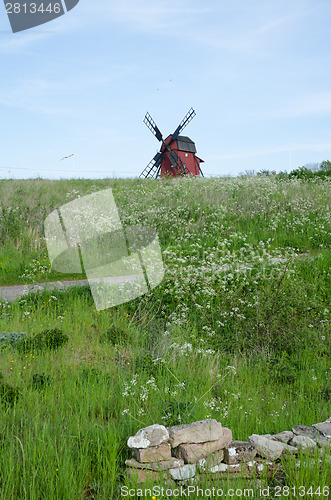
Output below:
[0,175,330,499]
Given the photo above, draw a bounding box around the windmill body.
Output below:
[139,108,204,179]
[160,135,204,177]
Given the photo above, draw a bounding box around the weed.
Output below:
[0,331,27,351]
[0,372,20,406]
[30,373,53,390]
[17,328,69,353]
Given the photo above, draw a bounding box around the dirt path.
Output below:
[0,276,136,302]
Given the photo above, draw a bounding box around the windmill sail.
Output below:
[171,108,196,141]
[143,112,163,142]
[139,107,202,178]
[139,152,163,179]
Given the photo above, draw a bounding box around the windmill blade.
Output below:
[168,150,189,175]
[143,112,163,142]
[171,108,196,141]
[139,151,163,179]
[168,150,181,168]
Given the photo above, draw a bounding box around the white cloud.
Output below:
[0,63,135,115]
[188,2,323,55]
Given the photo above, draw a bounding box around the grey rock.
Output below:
[272,431,295,444]
[201,462,243,474]
[280,443,298,454]
[197,450,224,472]
[174,427,232,463]
[127,424,169,449]
[132,443,171,462]
[290,435,317,450]
[169,464,196,480]
[209,463,230,473]
[292,425,320,440]
[223,441,257,465]
[315,435,331,448]
[248,434,284,461]
[125,457,184,471]
[168,419,224,447]
[312,419,331,438]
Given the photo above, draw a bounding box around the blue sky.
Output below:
[1,0,331,179]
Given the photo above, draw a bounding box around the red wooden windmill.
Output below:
[139,108,204,179]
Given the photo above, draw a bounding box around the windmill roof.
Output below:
[177,136,196,153]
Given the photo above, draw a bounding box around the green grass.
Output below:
[0,176,330,498]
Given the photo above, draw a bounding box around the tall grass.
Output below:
[0,176,330,498]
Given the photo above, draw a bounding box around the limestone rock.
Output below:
[197,450,224,472]
[290,435,317,450]
[132,443,171,462]
[280,443,298,454]
[169,464,196,480]
[248,434,284,461]
[209,463,241,474]
[168,419,223,447]
[125,457,184,471]
[223,441,257,465]
[250,461,281,475]
[206,463,251,479]
[315,435,331,448]
[272,431,295,444]
[127,424,169,449]
[292,425,320,440]
[312,418,331,438]
[174,427,232,463]
[206,461,281,480]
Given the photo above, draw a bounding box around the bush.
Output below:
[288,167,314,180]
[0,331,27,351]
[30,373,53,390]
[319,160,331,171]
[0,372,20,406]
[17,328,69,353]
[33,328,69,351]
[288,165,331,180]
[100,326,128,345]
[257,169,277,176]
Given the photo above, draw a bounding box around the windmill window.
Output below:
[185,153,189,157]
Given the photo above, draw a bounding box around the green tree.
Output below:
[319,160,331,171]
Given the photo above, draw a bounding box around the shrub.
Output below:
[0,372,20,406]
[0,331,27,351]
[17,328,69,353]
[33,328,69,351]
[100,326,128,345]
[288,167,314,180]
[257,169,277,176]
[30,373,53,390]
[319,160,331,171]
[288,165,331,180]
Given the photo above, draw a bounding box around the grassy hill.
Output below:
[0,176,330,498]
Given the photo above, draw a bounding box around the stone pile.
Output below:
[124,417,331,484]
